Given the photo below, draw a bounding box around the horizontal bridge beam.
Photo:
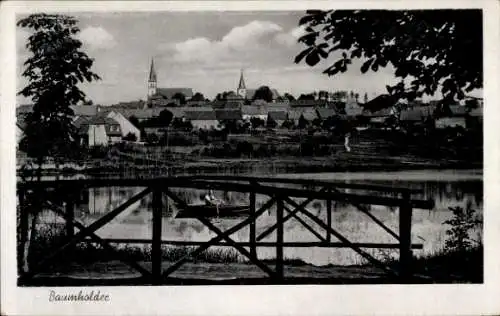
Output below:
[17,175,423,194]
[86,238,424,249]
[17,177,434,209]
[179,180,434,209]
[193,175,424,194]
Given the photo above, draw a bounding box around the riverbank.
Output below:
[17,151,482,179]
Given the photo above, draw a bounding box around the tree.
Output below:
[298,93,315,101]
[283,92,296,101]
[172,92,186,105]
[266,116,277,129]
[158,109,173,127]
[191,92,205,102]
[298,114,308,129]
[318,90,329,100]
[123,132,137,142]
[295,10,482,108]
[364,92,368,103]
[250,117,265,129]
[281,119,295,129]
[253,86,274,102]
[18,13,101,171]
[128,116,141,129]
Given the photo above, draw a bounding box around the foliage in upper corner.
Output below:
[17,13,101,162]
[295,10,482,106]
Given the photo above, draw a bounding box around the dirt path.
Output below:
[26,260,424,286]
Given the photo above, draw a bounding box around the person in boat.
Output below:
[204,189,224,216]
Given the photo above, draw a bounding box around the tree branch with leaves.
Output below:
[295,10,482,108]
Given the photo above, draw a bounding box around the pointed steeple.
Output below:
[147,57,158,101]
[238,69,246,90]
[149,58,157,82]
[237,69,247,99]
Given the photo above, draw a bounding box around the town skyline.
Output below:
[16,11,406,106]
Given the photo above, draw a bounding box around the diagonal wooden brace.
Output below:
[283,204,326,242]
[196,216,277,278]
[330,187,400,241]
[284,197,398,277]
[44,201,152,278]
[23,188,151,279]
[162,196,276,278]
[257,188,326,241]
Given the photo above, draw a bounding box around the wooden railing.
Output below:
[17,175,434,285]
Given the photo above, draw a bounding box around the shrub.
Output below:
[443,202,482,253]
[123,132,137,142]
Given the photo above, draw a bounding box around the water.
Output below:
[35,169,483,266]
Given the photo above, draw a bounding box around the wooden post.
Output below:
[326,189,332,242]
[276,196,284,280]
[18,189,28,274]
[399,192,413,282]
[152,189,163,283]
[249,191,257,258]
[65,193,75,239]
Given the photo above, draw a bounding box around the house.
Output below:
[316,108,337,120]
[466,107,483,129]
[399,106,435,130]
[361,108,394,127]
[343,103,363,119]
[362,94,398,112]
[268,102,290,112]
[399,106,434,122]
[435,117,467,129]
[184,110,218,130]
[16,123,24,148]
[77,117,122,147]
[288,107,318,123]
[290,100,326,107]
[16,104,34,116]
[224,101,244,109]
[186,99,209,107]
[215,109,242,121]
[435,105,468,129]
[211,101,227,109]
[110,100,146,109]
[114,108,164,122]
[242,105,268,121]
[449,105,468,117]
[70,105,106,117]
[105,111,141,140]
[251,99,268,106]
[267,111,288,126]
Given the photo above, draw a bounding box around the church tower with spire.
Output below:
[147,58,157,98]
[237,69,247,99]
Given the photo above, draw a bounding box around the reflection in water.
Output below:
[36,171,483,266]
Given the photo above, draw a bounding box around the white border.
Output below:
[2,1,499,315]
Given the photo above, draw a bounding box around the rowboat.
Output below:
[174,203,250,218]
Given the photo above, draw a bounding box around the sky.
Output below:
[16,11,414,106]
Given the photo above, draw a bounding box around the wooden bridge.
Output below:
[17,175,434,285]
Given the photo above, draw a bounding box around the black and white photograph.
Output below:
[1,1,499,315]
